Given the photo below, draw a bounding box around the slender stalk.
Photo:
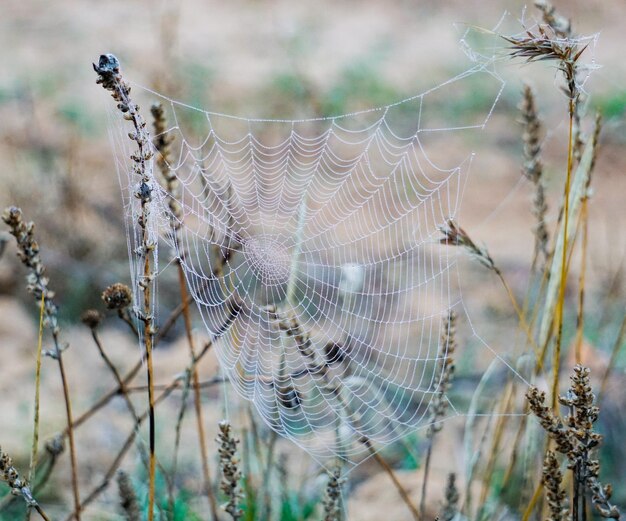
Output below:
[574,197,589,364]
[68,295,199,434]
[55,337,81,520]
[552,100,575,410]
[93,54,158,519]
[33,505,51,521]
[27,294,45,487]
[177,264,220,519]
[63,325,226,520]
[522,482,543,521]
[89,327,138,419]
[2,207,81,518]
[477,380,515,511]
[494,268,539,357]
[364,440,420,521]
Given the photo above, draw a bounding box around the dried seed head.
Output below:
[427,310,457,438]
[542,451,568,521]
[519,85,550,268]
[102,283,133,310]
[535,0,572,38]
[526,386,575,455]
[81,309,103,329]
[2,206,60,336]
[322,467,344,521]
[527,367,621,519]
[116,470,140,521]
[0,446,37,507]
[442,473,460,521]
[217,420,243,520]
[45,435,65,457]
[439,218,496,271]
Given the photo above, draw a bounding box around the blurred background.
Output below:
[0,0,624,519]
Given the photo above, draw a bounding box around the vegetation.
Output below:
[0,1,624,520]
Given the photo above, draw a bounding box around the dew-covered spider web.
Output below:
[106,25,545,469]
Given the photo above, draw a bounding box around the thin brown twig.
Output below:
[364,439,420,521]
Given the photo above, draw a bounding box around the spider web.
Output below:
[106,27,535,469]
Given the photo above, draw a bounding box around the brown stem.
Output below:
[90,329,138,420]
[63,333,218,520]
[55,334,81,521]
[494,268,539,357]
[574,198,589,364]
[364,439,420,521]
[69,293,193,432]
[419,438,434,520]
[552,99,575,411]
[33,505,51,521]
[63,366,181,521]
[177,264,220,519]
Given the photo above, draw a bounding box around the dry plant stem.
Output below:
[68,297,194,434]
[64,364,183,521]
[439,220,538,354]
[2,207,81,519]
[522,481,543,521]
[364,439,420,521]
[574,197,589,364]
[125,376,224,393]
[176,264,219,520]
[536,129,597,372]
[419,311,456,520]
[64,337,219,520]
[93,54,157,520]
[90,328,138,419]
[28,294,45,488]
[574,114,600,364]
[494,267,539,356]
[552,101,575,410]
[56,341,82,520]
[478,380,515,511]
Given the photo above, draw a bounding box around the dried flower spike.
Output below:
[2,206,59,335]
[439,218,495,271]
[527,366,620,519]
[519,85,550,268]
[543,451,568,521]
[535,0,572,38]
[441,473,459,521]
[427,311,457,436]
[322,467,344,521]
[117,470,141,521]
[217,420,244,520]
[0,445,43,514]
